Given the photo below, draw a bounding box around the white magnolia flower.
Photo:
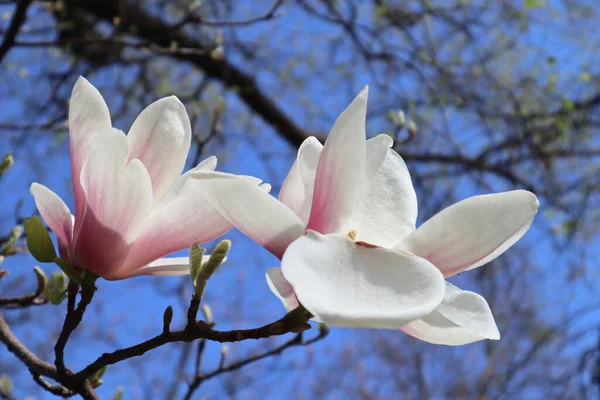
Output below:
[191,88,446,330]
[192,87,538,342]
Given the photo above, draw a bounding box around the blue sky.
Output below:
[1,1,600,399]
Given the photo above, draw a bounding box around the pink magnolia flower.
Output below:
[193,87,539,341]
[30,77,242,279]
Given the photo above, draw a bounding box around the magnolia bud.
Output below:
[0,151,13,176]
[201,304,213,325]
[24,217,56,263]
[163,305,173,332]
[193,240,231,298]
[407,120,417,137]
[46,271,68,305]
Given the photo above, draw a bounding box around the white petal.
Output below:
[347,140,417,247]
[30,183,73,258]
[401,282,500,345]
[188,156,217,173]
[68,77,112,237]
[398,190,539,277]
[191,171,305,259]
[113,256,223,279]
[127,96,192,203]
[307,88,368,234]
[279,137,323,223]
[364,134,393,180]
[281,231,445,329]
[159,156,218,205]
[118,171,233,273]
[73,128,153,277]
[266,267,299,311]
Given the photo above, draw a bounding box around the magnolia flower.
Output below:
[193,87,539,343]
[30,77,242,279]
[191,88,446,329]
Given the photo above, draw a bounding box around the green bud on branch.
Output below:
[193,240,230,298]
[0,151,13,176]
[90,365,107,388]
[1,225,23,256]
[201,304,213,325]
[189,243,205,290]
[46,271,68,305]
[24,216,56,262]
[33,266,47,295]
[54,257,82,285]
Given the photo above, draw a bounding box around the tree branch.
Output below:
[74,306,313,381]
[54,280,96,373]
[70,0,310,148]
[183,326,329,400]
[0,0,33,63]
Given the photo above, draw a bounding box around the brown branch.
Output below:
[74,306,313,382]
[70,0,310,148]
[14,37,217,56]
[0,312,57,379]
[54,281,95,373]
[0,0,33,63]
[0,268,47,308]
[171,0,284,30]
[32,375,74,397]
[183,326,329,400]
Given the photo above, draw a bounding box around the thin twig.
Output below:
[171,0,284,30]
[74,306,313,381]
[0,0,34,63]
[0,268,47,308]
[183,327,329,400]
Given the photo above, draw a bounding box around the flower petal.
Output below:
[68,77,112,241]
[347,137,417,247]
[114,256,213,279]
[73,128,153,277]
[364,134,393,179]
[118,170,233,274]
[127,96,192,203]
[281,231,445,329]
[400,282,500,345]
[266,267,299,311]
[191,171,305,259]
[307,88,368,234]
[398,190,539,277]
[30,183,73,258]
[279,137,323,223]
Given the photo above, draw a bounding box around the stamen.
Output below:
[347,229,358,241]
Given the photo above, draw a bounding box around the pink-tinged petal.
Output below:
[30,183,73,259]
[68,77,112,242]
[279,137,323,223]
[347,137,417,247]
[191,171,305,259]
[118,171,233,274]
[111,256,214,279]
[307,88,368,234]
[266,267,299,311]
[398,190,539,277]
[401,282,499,345]
[127,96,192,203]
[74,128,153,277]
[158,156,218,205]
[281,231,445,329]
